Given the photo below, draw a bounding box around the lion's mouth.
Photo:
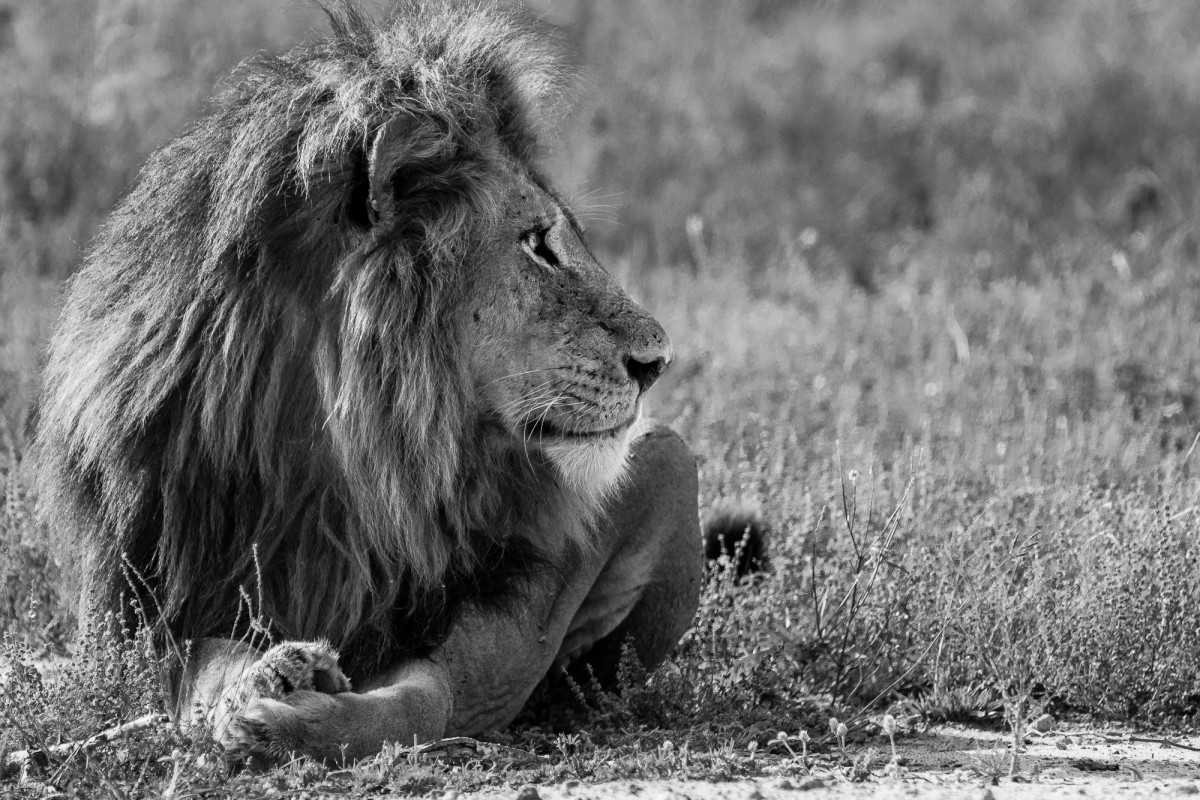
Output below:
[522,413,637,441]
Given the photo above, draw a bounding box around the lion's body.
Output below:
[34,1,704,760]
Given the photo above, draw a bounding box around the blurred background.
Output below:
[5,0,1200,432]
[8,0,1200,276]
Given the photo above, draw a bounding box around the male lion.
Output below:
[34,1,729,762]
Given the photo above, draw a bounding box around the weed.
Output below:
[898,684,1003,725]
[850,748,876,782]
[552,733,594,779]
[829,718,849,764]
[881,714,899,765]
[969,745,1011,785]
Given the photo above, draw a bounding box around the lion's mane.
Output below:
[34,1,586,677]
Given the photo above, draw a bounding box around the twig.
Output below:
[1039,730,1200,753]
[3,713,170,777]
[1101,734,1200,753]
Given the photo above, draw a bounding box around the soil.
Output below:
[469,724,1200,800]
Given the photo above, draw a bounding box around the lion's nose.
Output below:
[625,342,673,394]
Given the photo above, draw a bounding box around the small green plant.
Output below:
[969,745,1011,784]
[880,714,898,765]
[772,729,812,774]
[552,733,595,779]
[851,748,876,782]
[797,729,811,771]
[829,717,849,764]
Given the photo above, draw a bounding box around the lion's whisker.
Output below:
[512,392,592,430]
[524,393,567,465]
[494,379,556,410]
[482,367,569,388]
[520,393,564,470]
[497,384,558,419]
[515,392,592,425]
[570,187,626,203]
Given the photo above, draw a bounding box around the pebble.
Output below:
[1028,713,1056,733]
[515,786,541,800]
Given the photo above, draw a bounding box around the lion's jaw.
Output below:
[540,409,650,501]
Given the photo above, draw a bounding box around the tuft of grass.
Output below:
[1,423,69,654]
[0,616,182,791]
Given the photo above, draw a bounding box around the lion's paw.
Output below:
[218,640,350,761]
[238,640,351,701]
[225,693,346,763]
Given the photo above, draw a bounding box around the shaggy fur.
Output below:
[34,1,589,680]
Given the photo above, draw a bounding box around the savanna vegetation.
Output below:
[4,0,1200,795]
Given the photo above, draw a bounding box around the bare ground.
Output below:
[464,726,1200,800]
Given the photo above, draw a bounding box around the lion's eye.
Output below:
[523,228,560,268]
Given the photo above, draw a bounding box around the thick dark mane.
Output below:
[33,0,580,678]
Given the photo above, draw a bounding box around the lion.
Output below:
[33,1,735,763]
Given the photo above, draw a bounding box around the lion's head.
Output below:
[465,158,672,493]
[33,1,671,672]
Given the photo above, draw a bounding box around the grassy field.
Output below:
[4,0,1200,795]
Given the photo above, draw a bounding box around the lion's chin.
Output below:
[542,415,649,505]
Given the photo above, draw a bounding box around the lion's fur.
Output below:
[33,1,597,678]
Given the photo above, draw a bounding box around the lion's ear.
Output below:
[364,115,461,232]
[367,117,417,227]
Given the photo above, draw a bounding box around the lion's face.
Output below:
[466,161,673,494]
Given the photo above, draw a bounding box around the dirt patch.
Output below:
[469,725,1200,800]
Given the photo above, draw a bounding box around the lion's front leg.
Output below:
[435,423,703,735]
[183,639,451,763]
[561,424,704,686]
